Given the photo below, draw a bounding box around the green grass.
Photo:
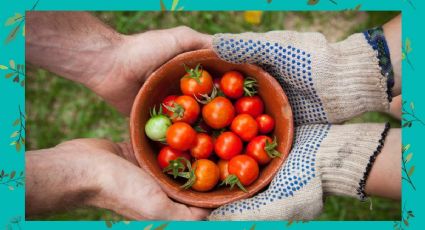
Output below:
[27,11,400,221]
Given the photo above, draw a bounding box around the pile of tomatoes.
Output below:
[145,64,280,192]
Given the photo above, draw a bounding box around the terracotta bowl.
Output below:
[130,49,293,208]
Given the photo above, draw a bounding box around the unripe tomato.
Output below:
[190,133,214,159]
[166,122,197,151]
[191,159,220,192]
[228,155,259,186]
[214,132,243,160]
[256,114,275,134]
[230,114,258,141]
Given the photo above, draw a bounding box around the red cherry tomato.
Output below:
[220,71,244,99]
[166,122,197,151]
[230,114,258,142]
[213,77,221,90]
[246,135,280,165]
[180,65,213,96]
[166,95,200,125]
[217,159,229,182]
[162,95,178,115]
[214,132,243,160]
[235,96,264,118]
[202,96,235,129]
[190,133,214,159]
[256,114,275,134]
[157,146,190,169]
[228,155,259,186]
[191,159,220,192]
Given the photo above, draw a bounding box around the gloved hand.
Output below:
[209,27,394,220]
[209,123,390,220]
[213,27,394,125]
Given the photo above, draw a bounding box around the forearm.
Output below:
[25,144,102,216]
[26,12,123,87]
[365,128,401,199]
[383,14,401,96]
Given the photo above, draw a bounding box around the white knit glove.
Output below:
[209,123,390,220]
[213,27,394,125]
[209,28,395,220]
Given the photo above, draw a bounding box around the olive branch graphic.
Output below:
[0,59,25,87]
[10,105,26,152]
[402,100,424,128]
[402,144,415,191]
[160,0,183,11]
[393,203,414,230]
[3,0,39,44]
[0,170,24,191]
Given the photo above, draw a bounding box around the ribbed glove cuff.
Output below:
[317,123,390,200]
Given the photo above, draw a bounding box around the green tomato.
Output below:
[145,114,171,141]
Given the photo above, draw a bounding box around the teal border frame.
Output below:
[0,0,421,229]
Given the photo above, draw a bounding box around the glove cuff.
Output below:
[319,32,391,123]
[317,123,390,200]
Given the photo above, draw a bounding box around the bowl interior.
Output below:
[130,49,293,208]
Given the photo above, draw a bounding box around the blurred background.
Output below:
[27,11,400,221]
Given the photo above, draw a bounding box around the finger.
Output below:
[169,26,212,52]
[213,33,262,64]
[164,201,211,220]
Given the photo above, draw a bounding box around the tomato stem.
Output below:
[265,136,281,158]
[169,157,196,190]
[220,174,248,193]
[194,86,218,104]
[162,102,185,120]
[183,64,203,84]
[163,157,186,179]
[243,77,258,97]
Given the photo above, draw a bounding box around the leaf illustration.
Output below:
[171,0,179,11]
[5,13,23,26]
[402,52,406,60]
[16,142,21,152]
[405,38,412,53]
[154,223,169,230]
[410,102,414,110]
[105,220,112,228]
[9,60,15,69]
[22,25,25,36]
[10,131,19,138]
[353,4,362,11]
[10,216,21,224]
[5,73,14,79]
[0,65,8,70]
[5,25,20,44]
[21,79,25,87]
[160,0,166,11]
[9,171,16,179]
[13,119,20,126]
[404,219,409,226]
[307,0,319,5]
[144,224,153,230]
[408,166,415,177]
[405,153,413,163]
[10,141,17,146]
[403,144,411,153]
[249,224,256,230]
